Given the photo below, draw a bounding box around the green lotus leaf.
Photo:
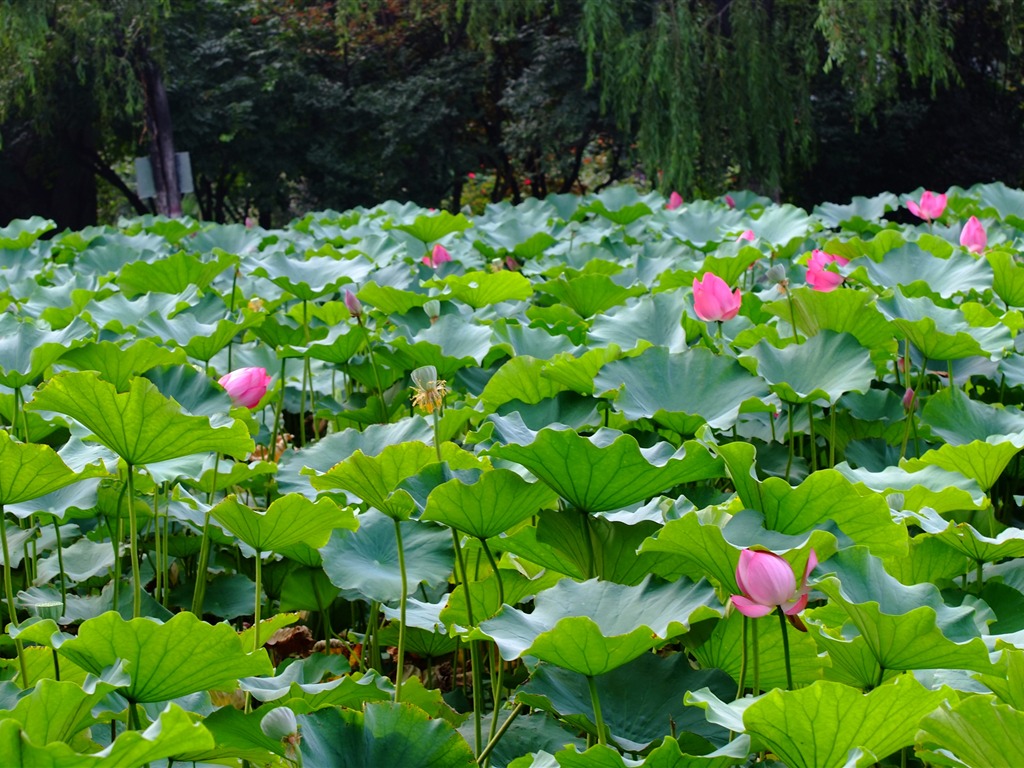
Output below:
[58,611,272,702]
[441,569,563,627]
[478,576,722,676]
[304,441,478,520]
[251,252,372,300]
[915,695,1024,768]
[59,339,188,392]
[532,739,751,768]
[240,660,391,706]
[865,243,992,298]
[486,415,724,513]
[398,312,496,364]
[0,675,122,745]
[805,609,899,689]
[210,493,356,554]
[920,384,1024,445]
[0,430,106,505]
[117,249,237,298]
[28,372,254,465]
[486,525,586,581]
[474,217,557,258]
[835,463,986,513]
[663,202,745,248]
[540,346,622,395]
[987,249,1024,307]
[878,290,1011,360]
[480,356,570,412]
[746,203,813,246]
[298,701,475,767]
[743,676,948,768]
[139,311,260,362]
[0,317,90,388]
[762,287,896,355]
[539,274,646,318]
[903,439,1023,491]
[175,705,287,765]
[276,418,434,497]
[319,509,453,603]
[588,291,689,353]
[594,345,770,433]
[390,210,472,243]
[431,270,533,308]
[517,654,735,752]
[421,468,558,539]
[746,331,874,405]
[0,216,56,248]
[36,537,115,584]
[883,535,973,587]
[356,281,432,315]
[0,702,215,767]
[815,547,994,674]
[976,647,1024,708]
[580,197,653,226]
[929,522,1024,564]
[814,193,899,228]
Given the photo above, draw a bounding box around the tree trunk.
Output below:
[139,53,181,217]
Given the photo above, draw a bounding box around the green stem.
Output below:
[778,608,793,690]
[191,454,221,615]
[806,403,817,473]
[270,357,286,463]
[366,601,382,673]
[52,519,67,615]
[976,559,984,592]
[580,510,597,580]
[736,615,749,700]
[253,550,263,654]
[227,269,239,370]
[784,290,800,344]
[126,464,142,619]
[479,539,508,747]
[451,528,483,756]
[431,409,443,462]
[393,518,409,703]
[784,403,794,483]
[476,702,525,766]
[829,406,836,468]
[0,506,28,685]
[751,618,760,696]
[587,675,608,746]
[358,318,387,423]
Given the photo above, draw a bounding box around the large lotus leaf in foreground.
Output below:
[478,577,722,676]
[28,372,254,465]
[58,611,272,702]
[743,676,949,768]
[486,414,724,513]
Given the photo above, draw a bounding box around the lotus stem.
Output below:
[253,549,263,654]
[476,702,525,766]
[580,510,597,580]
[778,608,793,690]
[269,357,286,467]
[480,538,506,746]
[451,527,483,756]
[976,559,984,592]
[587,674,608,746]
[0,505,27,684]
[807,403,817,472]
[227,268,239,370]
[751,616,760,696]
[431,409,443,463]
[784,403,795,483]
[736,614,749,700]
[192,453,221,615]
[365,601,382,673]
[784,289,799,344]
[829,406,836,468]
[126,464,142,619]
[52,519,67,614]
[392,518,409,703]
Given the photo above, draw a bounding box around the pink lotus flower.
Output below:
[906,191,947,223]
[806,249,850,292]
[219,367,271,409]
[731,549,817,618]
[692,272,741,322]
[959,216,987,253]
[666,191,684,210]
[423,244,452,269]
[902,387,916,412]
[344,289,363,319]
[737,229,755,242]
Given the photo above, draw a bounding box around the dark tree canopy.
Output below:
[2,0,1024,227]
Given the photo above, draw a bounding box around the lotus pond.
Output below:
[2,184,1024,766]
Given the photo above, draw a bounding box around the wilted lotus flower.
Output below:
[692,272,741,322]
[666,191,684,210]
[959,216,987,253]
[805,249,849,292]
[423,299,441,323]
[219,367,271,409]
[411,365,448,414]
[731,549,817,618]
[906,190,947,223]
[261,707,300,759]
[423,244,452,269]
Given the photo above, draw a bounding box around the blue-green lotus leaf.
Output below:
[589,290,689,353]
[421,468,557,539]
[763,288,896,356]
[210,493,356,554]
[0,430,105,506]
[117,249,237,298]
[916,695,1024,768]
[390,210,472,243]
[920,384,1024,444]
[813,193,899,228]
[252,252,372,300]
[59,339,188,392]
[835,463,985,513]
[746,331,874,405]
[0,217,56,249]
[903,438,1024,491]
[478,576,722,676]
[878,290,1011,360]
[865,243,992,298]
[663,201,745,248]
[0,316,91,388]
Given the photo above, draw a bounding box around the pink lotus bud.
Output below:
[344,289,363,319]
[959,216,987,253]
[902,387,916,411]
[666,191,684,210]
[468,172,476,179]
[218,367,271,409]
[906,191,947,223]
[805,249,850,293]
[731,549,817,618]
[737,229,755,242]
[692,272,741,322]
[725,195,736,209]
[423,244,452,269]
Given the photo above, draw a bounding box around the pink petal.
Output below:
[731,595,774,618]
[783,593,808,615]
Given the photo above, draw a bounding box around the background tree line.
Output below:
[2,0,1024,229]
